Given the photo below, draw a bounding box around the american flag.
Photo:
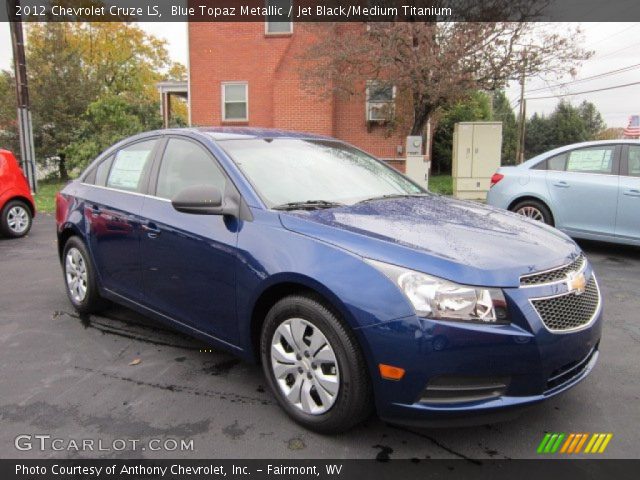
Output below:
[623,115,640,138]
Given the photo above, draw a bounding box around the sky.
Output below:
[0,21,638,128]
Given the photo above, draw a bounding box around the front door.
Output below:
[545,145,620,236]
[615,145,640,241]
[140,137,239,344]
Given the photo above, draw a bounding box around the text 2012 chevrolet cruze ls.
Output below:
[56,128,602,433]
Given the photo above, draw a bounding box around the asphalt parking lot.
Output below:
[1,215,639,460]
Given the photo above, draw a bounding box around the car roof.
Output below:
[158,127,334,142]
[522,139,640,168]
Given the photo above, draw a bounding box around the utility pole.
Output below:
[515,50,527,164]
[8,0,37,192]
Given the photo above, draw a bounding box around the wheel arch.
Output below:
[4,195,35,217]
[57,224,84,261]
[508,195,556,226]
[248,275,358,363]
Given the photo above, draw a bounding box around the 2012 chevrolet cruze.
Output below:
[56,128,602,433]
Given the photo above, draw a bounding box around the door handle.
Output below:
[623,189,640,197]
[141,223,161,238]
[553,181,570,188]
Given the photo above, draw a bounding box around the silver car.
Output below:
[487,140,640,246]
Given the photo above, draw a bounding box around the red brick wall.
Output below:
[188,22,407,168]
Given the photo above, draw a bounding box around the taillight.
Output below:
[490,173,504,187]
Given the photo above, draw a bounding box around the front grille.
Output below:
[520,254,586,286]
[531,277,600,332]
[546,345,598,392]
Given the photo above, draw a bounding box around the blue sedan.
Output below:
[487,140,640,246]
[56,128,601,432]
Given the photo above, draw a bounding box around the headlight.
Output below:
[366,259,509,324]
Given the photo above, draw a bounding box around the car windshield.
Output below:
[219,138,425,208]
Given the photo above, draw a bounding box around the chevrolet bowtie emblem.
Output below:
[567,271,587,295]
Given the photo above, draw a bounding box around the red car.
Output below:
[0,149,35,238]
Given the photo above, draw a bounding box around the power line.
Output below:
[593,40,640,60]
[526,62,640,93]
[526,80,640,100]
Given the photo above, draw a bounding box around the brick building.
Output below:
[188,21,422,172]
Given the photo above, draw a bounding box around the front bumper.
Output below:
[356,270,603,426]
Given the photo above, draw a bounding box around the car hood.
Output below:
[278,195,580,288]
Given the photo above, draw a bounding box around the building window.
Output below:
[222,82,248,122]
[366,80,396,122]
[265,0,293,35]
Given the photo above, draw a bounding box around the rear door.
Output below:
[615,144,640,240]
[84,137,159,301]
[139,136,240,344]
[545,145,620,236]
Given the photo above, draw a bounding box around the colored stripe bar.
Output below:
[544,434,559,453]
[550,433,565,453]
[574,433,589,454]
[598,434,613,453]
[560,434,575,453]
[537,433,552,453]
[584,434,599,453]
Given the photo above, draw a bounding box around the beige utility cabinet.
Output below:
[452,122,502,200]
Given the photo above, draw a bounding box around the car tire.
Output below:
[62,236,106,315]
[0,199,32,238]
[260,295,373,434]
[510,199,554,226]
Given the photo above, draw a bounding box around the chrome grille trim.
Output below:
[529,275,601,334]
[520,254,586,288]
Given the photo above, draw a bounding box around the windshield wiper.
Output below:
[357,193,428,204]
[272,200,345,211]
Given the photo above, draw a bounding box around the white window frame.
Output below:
[366,80,396,122]
[264,0,293,35]
[221,82,249,122]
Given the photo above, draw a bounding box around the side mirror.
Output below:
[171,185,230,215]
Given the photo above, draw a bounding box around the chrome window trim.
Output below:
[528,274,602,335]
[519,255,587,288]
[79,182,171,202]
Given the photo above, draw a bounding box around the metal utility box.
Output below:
[452,122,502,200]
[404,136,430,190]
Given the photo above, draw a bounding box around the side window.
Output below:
[626,145,640,177]
[155,138,227,200]
[106,139,157,192]
[95,155,114,186]
[547,153,567,171]
[566,146,615,174]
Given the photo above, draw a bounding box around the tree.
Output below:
[492,90,518,165]
[524,100,607,158]
[524,112,552,158]
[0,70,19,155]
[302,4,591,145]
[432,91,492,173]
[20,21,185,178]
[578,101,606,139]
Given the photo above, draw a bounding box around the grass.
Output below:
[34,180,67,214]
[428,174,453,195]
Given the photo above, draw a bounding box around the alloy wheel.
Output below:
[516,205,544,222]
[7,206,29,234]
[270,318,340,415]
[65,247,88,303]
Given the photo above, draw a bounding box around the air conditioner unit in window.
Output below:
[366,101,394,122]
